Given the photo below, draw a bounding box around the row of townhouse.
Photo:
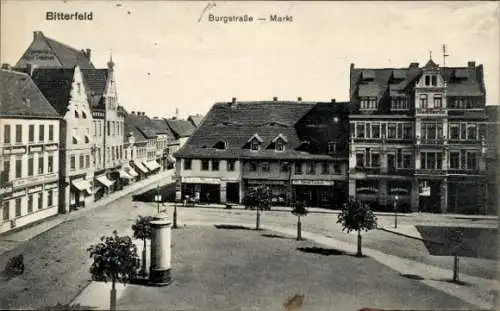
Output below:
[0,31,199,233]
[174,59,497,215]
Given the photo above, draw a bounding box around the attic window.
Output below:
[75,110,79,118]
[214,141,227,150]
[250,140,260,151]
[82,111,87,119]
[275,140,285,152]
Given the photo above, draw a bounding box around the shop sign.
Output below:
[182,177,220,184]
[0,185,13,197]
[247,180,285,186]
[28,185,43,194]
[45,144,59,151]
[389,187,410,195]
[12,189,27,198]
[3,146,26,155]
[356,187,379,194]
[45,182,59,190]
[12,173,57,188]
[28,146,43,153]
[292,180,335,186]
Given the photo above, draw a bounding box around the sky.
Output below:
[1,1,499,119]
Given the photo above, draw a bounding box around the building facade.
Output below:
[349,59,489,214]
[174,99,349,207]
[0,69,61,233]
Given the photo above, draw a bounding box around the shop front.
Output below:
[292,179,336,208]
[94,174,115,201]
[181,177,221,204]
[246,179,288,206]
[144,160,161,174]
[132,161,149,180]
[70,175,92,209]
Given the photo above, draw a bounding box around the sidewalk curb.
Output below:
[378,227,444,245]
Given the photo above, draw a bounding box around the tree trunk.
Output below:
[356,230,362,257]
[173,203,178,228]
[110,279,117,311]
[256,209,261,230]
[297,215,302,241]
[142,238,147,278]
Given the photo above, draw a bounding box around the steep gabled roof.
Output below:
[124,119,147,143]
[166,118,196,138]
[81,69,108,110]
[15,31,94,69]
[150,118,175,138]
[30,67,75,116]
[187,114,204,127]
[0,69,59,118]
[175,101,347,160]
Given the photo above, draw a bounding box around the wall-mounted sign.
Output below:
[182,177,220,184]
[29,146,43,153]
[12,173,57,188]
[45,182,59,190]
[44,144,59,151]
[12,189,27,198]
[389,187,410,195]
[292,180,335,186]
[28,185,43,194]
[3,146,27,155]
[0,185,13,197]
[419,181,431,197]
[357,187,379,194]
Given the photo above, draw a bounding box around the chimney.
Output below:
[232,97,237,104]
[273,97,278,101]
[33,31,42,41]
[350,63,355,71]
[468,61,476,68]
[331,99,336,103]
[131,111,136,115]
[86,48,91,60]
[297,97,302,102]
[409,62,419,68]
[1,63,11,70]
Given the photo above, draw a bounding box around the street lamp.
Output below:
[394,195,399,229]
[154,184,162,214]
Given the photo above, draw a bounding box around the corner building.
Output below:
[175,99,349,207]
[349,59,489,214]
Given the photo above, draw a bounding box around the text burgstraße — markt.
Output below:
[208,13,293,23]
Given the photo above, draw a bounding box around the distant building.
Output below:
[15,31,94,69]
[485,105,498,214]
[187,114,204,128]
[174,98,349,206]
[166,117,196,154]
[150,117,176,169]
[349,59,489,214]
[0,69,61,233]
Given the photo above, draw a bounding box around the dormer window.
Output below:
[271,134,288,152]
[247,133,263,152]
[82,111,87,119]
[214,141,227,150]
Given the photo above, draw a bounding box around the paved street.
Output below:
[0,186,497,310]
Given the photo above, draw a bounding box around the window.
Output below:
[403,124,412,139]
[321,162,328,174]
[84,135,90,144]
[212,160,219,171]
[356,153,365,167]
[466,152,477,170]
[28,125,34,142]
[371,123,380,138]
[387,123,397,139]
[15,198,21,217]
[280,163,289,173]
[402,153,412,168]
[431,75,437,86]
[112,147,115,161]
[328,142,336,153]
[28,157,34,176]
[3,201,9,221]
[85,155,90,168]
[70,156,76,170]
[48,155,54,173]
[75,110,79,118]
[261,162,270,172]
[77,82,81,94]
[449,125,459,139]
[249,162,257,172]
[391,97,409,111]
[450,152,460,169]
[371,153,380,167]
[307,162,316,174]
[82,111,87,119]
[38,192,43,210]
[434,96,442,108]
[360,97,378,110]
[107,121,110,136]
[2,161,9,183]
[49,125,54,141]
[275,141,285,152]
[4,125,11,143]
[48,190,53,207]
[38,156,44,174]
[421,152,442,170]
[201,160,209,171]
[420,94,428,108]
[467,125,477,140]
[294,162,303,175]
[15,124,22,143]
[15,158,22,178]
[27,195,33,213]
[227,160,236,171]
[333,163,341,174]
[250,140,260,151]
[356,123,365,138]
[79,155,84,168]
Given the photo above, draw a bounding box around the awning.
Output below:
[144,161,161,171]
[71,178,92,193]
[96,175,115,188]
[134,162,149,174]
[126,168,139,177]
[119,170,134,180]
